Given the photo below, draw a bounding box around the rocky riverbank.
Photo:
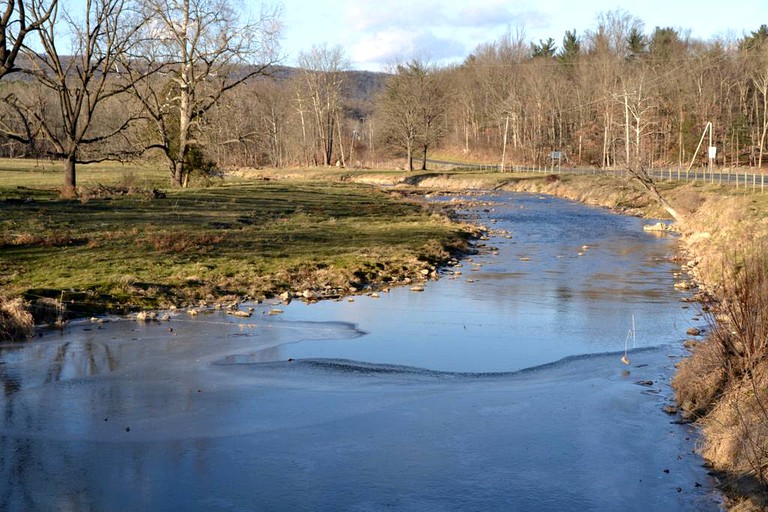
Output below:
[0,178,481,340]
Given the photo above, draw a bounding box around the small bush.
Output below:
[710,249,768,376]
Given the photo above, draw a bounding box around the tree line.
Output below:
[0,5,767,189]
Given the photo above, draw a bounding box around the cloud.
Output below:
[345,0,441,32]
[351,29,467,70]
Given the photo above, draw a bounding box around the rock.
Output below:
[279,291,292,302]
[636,380,654,387]
[643,222,670,232]
[683,339,699,349]
[302,289,314,299]
[136,311,157,322]
[268,308,284,315]
[420,268,430,276]
[370,292,379,298]
[662,405,679,415]
[410,286,425,292]
[187,309,199,316]
[228,310,251,318]
[686,327,702,336]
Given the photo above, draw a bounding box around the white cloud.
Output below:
[280,0,765,71]
[351,28,467,70]
[345,0,441,31]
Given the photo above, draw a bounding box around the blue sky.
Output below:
[275,0,767,70]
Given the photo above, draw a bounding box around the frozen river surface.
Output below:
[0,193,721,510]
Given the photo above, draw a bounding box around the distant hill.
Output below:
[267,65,389,118]
[269,65,389,102]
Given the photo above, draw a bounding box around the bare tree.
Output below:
[204,78,291,168]
[378,60,447,171]
[296,44,348,166]
[129,0,281,187]
[1,0,144,193]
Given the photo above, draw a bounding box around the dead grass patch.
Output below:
[673,338,727,419]
[0,297,33,340]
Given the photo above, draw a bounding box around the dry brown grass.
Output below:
[0,297,34,341]
[675,248,768,505]
[699,363,768,508]
[673,338,727,418]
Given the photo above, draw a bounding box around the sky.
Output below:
[274,0,767,71]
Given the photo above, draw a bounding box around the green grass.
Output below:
[0,164,470,318]
[0,158,168,194]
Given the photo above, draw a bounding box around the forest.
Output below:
[0,2,766,187]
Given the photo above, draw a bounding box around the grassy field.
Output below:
[0,159,472,323]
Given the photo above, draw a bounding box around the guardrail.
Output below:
[424,159,768,193]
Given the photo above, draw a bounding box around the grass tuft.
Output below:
[0,297,34,341]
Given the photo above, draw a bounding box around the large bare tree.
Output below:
[129,0,280,187]
[0,0,144,193]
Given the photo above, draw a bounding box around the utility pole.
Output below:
[500,114,510,172]
[686,121,714,182]
[624,90,631,174]
[707,121,716,183]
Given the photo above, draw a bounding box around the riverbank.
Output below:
[0,170,478,338]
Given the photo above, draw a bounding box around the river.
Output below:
[0,192,721,511]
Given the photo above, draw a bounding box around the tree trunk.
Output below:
[173,160,184,187]
[406,141,413,171]
[63,153,77,195]
[630,164,685,224]
[421,144,428,170]
[324,113,335,165]
[336,112,345,167]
